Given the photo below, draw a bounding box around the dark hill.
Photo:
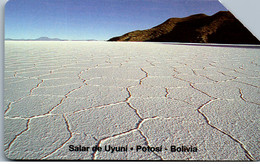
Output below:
[108,11,259,44]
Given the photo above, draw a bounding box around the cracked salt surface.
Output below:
[4,41,260,160]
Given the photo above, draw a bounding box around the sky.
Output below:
[5,0,228,40]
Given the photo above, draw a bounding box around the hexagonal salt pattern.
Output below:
[4,41,260,160]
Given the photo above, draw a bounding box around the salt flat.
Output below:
[4,41,260,160]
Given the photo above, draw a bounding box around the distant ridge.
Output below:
[35,37,67,41]
[108,11,260,44]
[5,37,97,41]
[5,37,67,41]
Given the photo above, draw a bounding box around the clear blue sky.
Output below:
[5,0,227,40]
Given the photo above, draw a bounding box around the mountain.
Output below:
[34,37,67,41]
[108,11,260,44]
[5,37,68,41]
[5,37,99,41]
